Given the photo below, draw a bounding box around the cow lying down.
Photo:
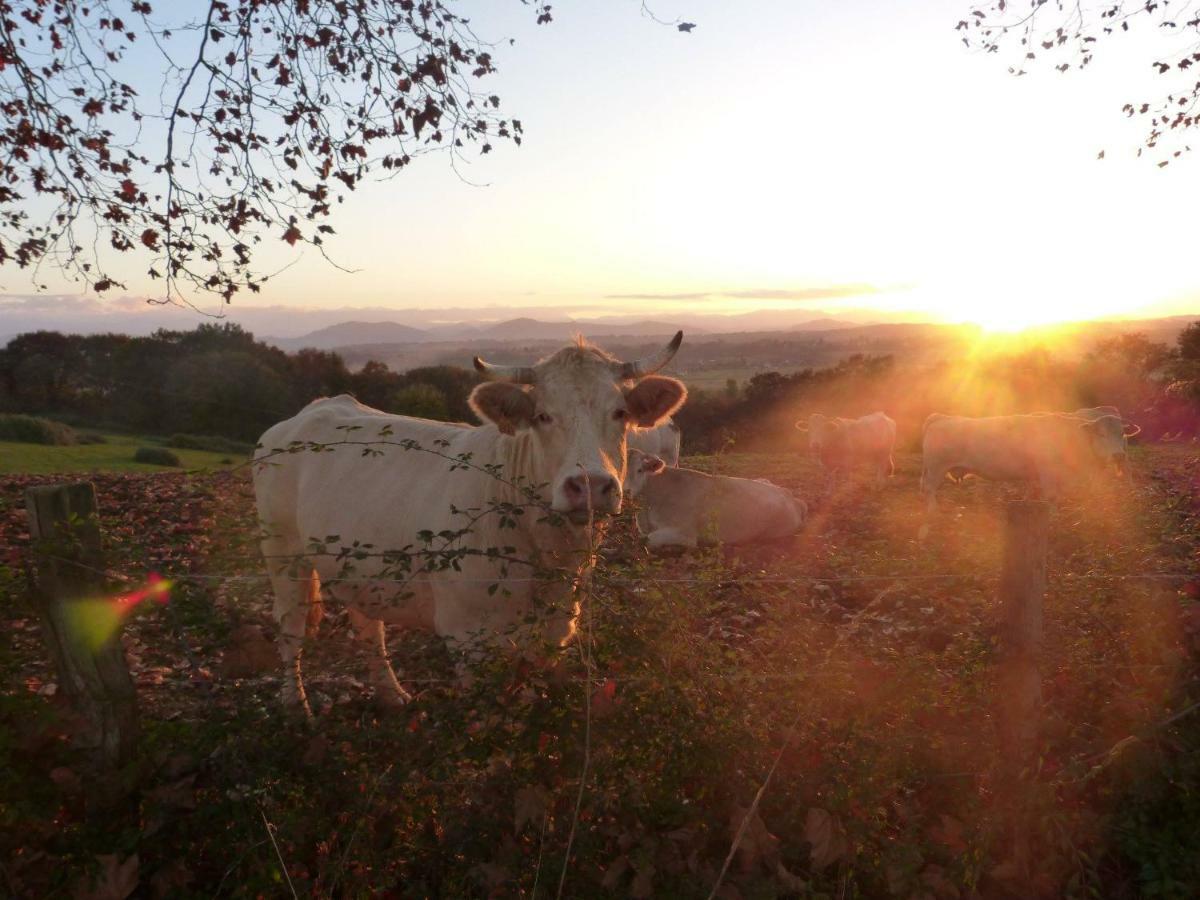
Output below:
[624,449,807,548]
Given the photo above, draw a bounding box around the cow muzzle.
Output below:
[559,472,621,522]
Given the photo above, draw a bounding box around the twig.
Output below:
[325,763,395,896]
[259,807,299,900]
[531,810,550,899]
[707,706,806,900]
[555,469,598,899]
[211,838,268,899]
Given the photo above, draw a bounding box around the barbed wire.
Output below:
[9,550,1197,587]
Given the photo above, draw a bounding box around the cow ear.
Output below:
[469,382,535,435]
[625,376,687,428]
[642,455,666,475]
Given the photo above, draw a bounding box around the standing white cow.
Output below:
[1069,406,1140,475]
[253,334,687,714]
[623,449,806,548]
[796,412,896,485]
[919,412,1136,538]
[627,418,682,467]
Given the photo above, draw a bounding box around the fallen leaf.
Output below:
[600,854,629,889]
[514,784,550,832]
[219,625,277,678]
[803,807,849,871]
[147,774,196,810]
[729,802,779,874]
[630,865,655,898]
[149,859,192,899]
[73,854,138,900]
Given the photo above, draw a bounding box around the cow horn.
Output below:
[472,357,536,384]
[794,421,808,432]
[615,330,683,380]
[1123,422,1142,437]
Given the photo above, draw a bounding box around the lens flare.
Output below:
[69,573,172,650]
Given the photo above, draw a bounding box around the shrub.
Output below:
[76,432,107,445]
[165,433,253,455]
[133,446,181,467]
[0,414,77,445]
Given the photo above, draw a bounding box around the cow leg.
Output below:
[347,606,411,708]
[264,549,317,717]
[918,463,947,541]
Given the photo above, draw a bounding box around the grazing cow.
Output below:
[919,412,1136,538]
[253,334,687,714]
[796,412,896,485]
[624,449,806,548]
[627,418,682,467]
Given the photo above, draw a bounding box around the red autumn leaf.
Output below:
[282,225,302,245]
[118,180,138,202]
[140,228,158,248]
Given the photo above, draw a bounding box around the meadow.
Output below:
[0,433,237,475]
[2,439,1197,898]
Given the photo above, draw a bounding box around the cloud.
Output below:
[604,291,713,301]
[603,284,889,302]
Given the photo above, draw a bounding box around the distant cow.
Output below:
[919,412,1137,538]
[628,417,682,467]
[624,449,806,548]
[797,412,896,484]
[253,333,687,714]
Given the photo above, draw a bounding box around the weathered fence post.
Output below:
[25,482,138,767]
[995,499,1049,876]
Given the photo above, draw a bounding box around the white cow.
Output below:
[627,418,682,467]
[624,449,806,548]
[919,412,1137,538]
[253,334,687,714]
[796,412,896,485]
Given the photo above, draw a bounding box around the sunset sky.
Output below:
[6,0,1200,334]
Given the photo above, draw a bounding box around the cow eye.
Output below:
[535,412,553,425]
[613,409,628,422]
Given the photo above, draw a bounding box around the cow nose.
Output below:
[563,472,618,511]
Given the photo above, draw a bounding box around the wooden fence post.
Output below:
[996,499,1049,876]
[25,482,138,767]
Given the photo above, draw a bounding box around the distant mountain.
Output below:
[268,320,429,351]
[477,318,578,340]
[789,318,859,332]
[473,318,691,341]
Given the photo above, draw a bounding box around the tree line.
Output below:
[0,324,482,442]
[3,321,1199,451]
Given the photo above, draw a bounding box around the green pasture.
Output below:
[0,433,241,475]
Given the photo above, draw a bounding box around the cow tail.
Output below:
[304,570,324,638]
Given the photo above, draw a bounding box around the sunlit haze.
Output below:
[5,0,1198,334]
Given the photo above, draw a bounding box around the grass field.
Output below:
[1,445,1197,897]
[0,432,240,474]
